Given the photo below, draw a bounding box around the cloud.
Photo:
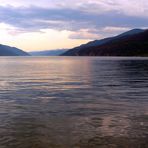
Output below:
[69,29,101,40]
[103,26,130,32]
[1,0,148,18]
[79,0,148,17]
[0,1,147,39]
[105,0,148,17]
[0,6,93,31]
[69,26,133,40]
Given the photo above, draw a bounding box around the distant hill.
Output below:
[30,49,67,56]
[62,29,148,56]
[0,44,29,56]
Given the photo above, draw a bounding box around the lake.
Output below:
[0,57,148,148]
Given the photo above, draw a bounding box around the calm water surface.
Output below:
[0,57,148,148]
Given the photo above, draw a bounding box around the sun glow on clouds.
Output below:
[0,23,89,51]
[69,29,102,40]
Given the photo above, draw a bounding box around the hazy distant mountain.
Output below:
[0,44,29,56]
[30,49,67,56]
[62,29,147,56]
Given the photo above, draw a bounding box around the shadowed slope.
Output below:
[62,29,148,56]
[0,44,29,56]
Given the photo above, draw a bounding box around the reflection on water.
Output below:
[0,57,148,148]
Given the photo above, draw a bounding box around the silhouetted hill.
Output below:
[62,29,148,56]
[117,29,144,38]
[30,49,67,56]
[0,44,29,56]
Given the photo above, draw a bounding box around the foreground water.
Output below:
[0,57,148,148]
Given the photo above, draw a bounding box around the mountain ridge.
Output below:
[0,44,29,56]
[62,29,147,56]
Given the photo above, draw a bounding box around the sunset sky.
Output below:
[0,0,147,51]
